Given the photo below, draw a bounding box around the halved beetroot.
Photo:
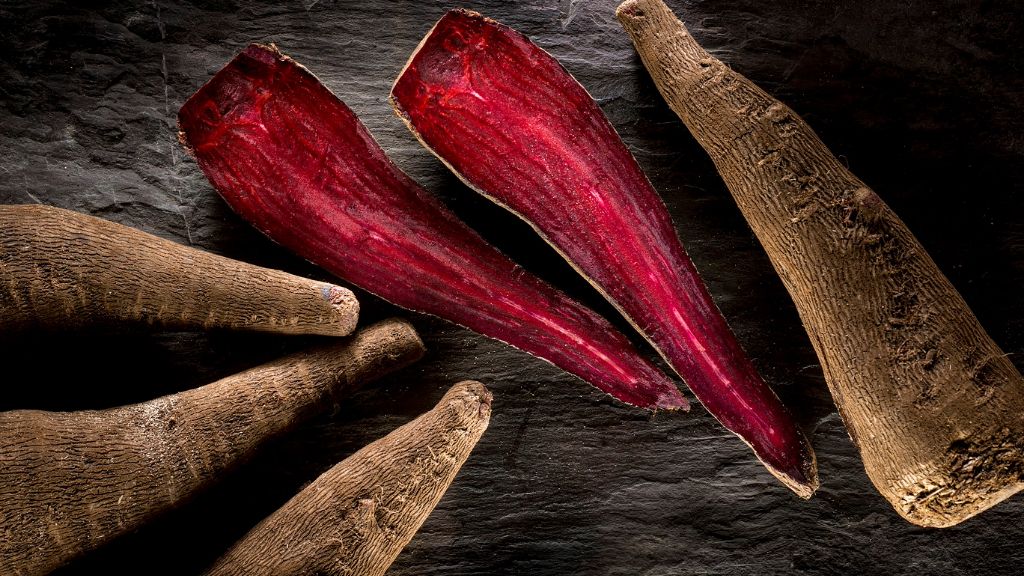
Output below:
[391,10,816,496]
[178,44,686,411]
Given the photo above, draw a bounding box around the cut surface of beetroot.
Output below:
[391,10,816,495]
[178,44,687,411]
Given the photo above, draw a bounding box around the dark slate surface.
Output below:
[1,0,1022,574]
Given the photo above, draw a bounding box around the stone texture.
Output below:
[0,0,1021,574]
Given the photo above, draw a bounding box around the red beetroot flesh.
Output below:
[391,10,816,495]
[177,44,687,411]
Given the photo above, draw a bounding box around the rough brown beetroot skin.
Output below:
[391,10,816,496]
[177,44,687,411]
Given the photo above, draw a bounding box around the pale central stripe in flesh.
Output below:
[521,121,745,409]
[452,72,745,404]
[497,295,633,381]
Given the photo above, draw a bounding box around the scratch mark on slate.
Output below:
[559,0,585,31]
[154,0,193,244]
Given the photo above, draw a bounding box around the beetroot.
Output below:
[177,44,686,411]
[390,10,816,496]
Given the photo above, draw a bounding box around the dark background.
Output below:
[1,0,1022,574]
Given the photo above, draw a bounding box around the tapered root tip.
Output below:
[441,380,493,426]
[342,318,426,386]
[767,441,819,500]
[614,0,645,20]
[890,470,1024,528]
[615,0,669,23]
[615,0,682,36]
[320,283,360,335]
[779,467,819,500]
[656,387,690,412]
